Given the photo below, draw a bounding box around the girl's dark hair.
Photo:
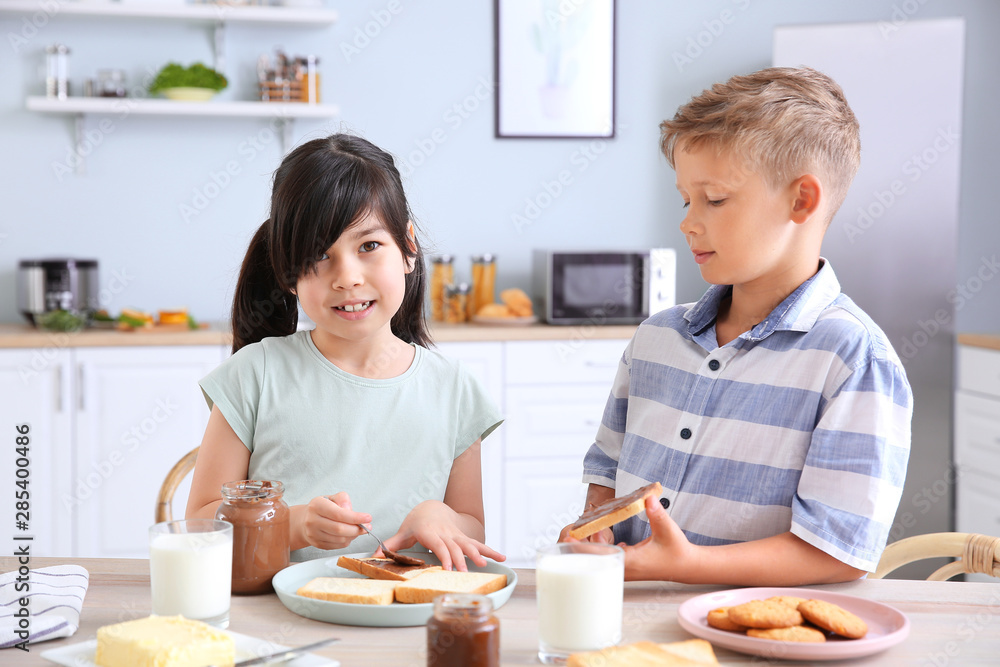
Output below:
[231,134,429,354]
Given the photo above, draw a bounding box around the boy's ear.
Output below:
[790,174,822,224]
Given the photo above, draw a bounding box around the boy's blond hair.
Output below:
[660,66,861,223]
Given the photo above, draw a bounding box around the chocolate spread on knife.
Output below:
[216,480,290,595]
[568,481,662,534]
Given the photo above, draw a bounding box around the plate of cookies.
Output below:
[677,587,909,661]
[272,549,516,627]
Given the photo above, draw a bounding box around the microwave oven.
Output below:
[533,249,676,325]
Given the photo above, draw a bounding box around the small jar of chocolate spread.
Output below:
[426,593,499,667]
[216,480,290,595]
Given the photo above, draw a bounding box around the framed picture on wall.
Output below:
[494,0,616,138]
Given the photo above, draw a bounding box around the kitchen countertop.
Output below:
[0,321,639,348]
[5,556,999,666]
[958,333,1000,351]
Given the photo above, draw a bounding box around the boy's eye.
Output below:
[681,201,690,209]
[317,252,329,261]
[360,241,380,253]
[708,198,726,207]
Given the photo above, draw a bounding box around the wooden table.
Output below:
[5,557,999,665]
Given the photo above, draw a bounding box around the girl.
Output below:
[186,134,504,571]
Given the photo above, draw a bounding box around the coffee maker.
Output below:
[17,258,99,325]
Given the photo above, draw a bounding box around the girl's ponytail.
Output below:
[230,220,298,354]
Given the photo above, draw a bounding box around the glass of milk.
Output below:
[536,542,625,664]
[149,519,233,628]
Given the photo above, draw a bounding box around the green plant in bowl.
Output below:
[149,62,227,100]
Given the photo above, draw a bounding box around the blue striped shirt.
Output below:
[582,260,912,571]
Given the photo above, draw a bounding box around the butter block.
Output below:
[95,615,234,667]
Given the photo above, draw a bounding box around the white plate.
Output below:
[40,629,338,666]
[273,550,517,627]
[677,587,910,661]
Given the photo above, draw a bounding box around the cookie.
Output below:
[798,599,868,639]
[476,302,513,318]
[747,625,827,643]
[727,600,803,629]
[767,595,807,610]
[500,288,533,316]
[706,607,747,632]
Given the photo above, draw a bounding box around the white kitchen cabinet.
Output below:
[72,346,223,558]
[435,342,505,551]
[0,344,223,558]
[954,344,1000,582]
[0,348,74,557]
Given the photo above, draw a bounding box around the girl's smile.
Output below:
[332,300,375,319]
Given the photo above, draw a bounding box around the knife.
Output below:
[224,637,341,666]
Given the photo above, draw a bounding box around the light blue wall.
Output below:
[1,0,997,333]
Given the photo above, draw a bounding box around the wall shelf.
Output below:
[0,2,337,26]
[27,96,340,172]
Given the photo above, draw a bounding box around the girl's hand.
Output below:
[621,495,698,581]
[297,492,372,551]
[381,500,504,572]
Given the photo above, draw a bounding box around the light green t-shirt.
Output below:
[199,330,503,561]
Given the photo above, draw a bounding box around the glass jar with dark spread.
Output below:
[426,593,500,667]
[215,480,290,595]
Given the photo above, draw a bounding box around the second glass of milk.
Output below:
[149,519,233,628]
[536,542,625,664]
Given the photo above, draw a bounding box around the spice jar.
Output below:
[430,255,455,322]
[45,44,70,100]
[215,480,290,595]
[97,69,126,98]
[445,282,471,324]
[470,254,497,319]
[426,594,500,667]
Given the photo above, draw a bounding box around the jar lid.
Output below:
[472,253,497,263]
[445,282,471,295]
[221,479,284,499]
[433,593,494,615]
[431,254,455,264]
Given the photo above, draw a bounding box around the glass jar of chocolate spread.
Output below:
[215,480,290,595]
[426,593,499,667]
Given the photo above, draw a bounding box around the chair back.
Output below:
[155,447,200,523]
[871,532,1000,581]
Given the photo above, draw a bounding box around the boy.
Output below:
[564,67,912,585]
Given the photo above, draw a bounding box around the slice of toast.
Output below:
[567,639,718,667]
[295,577,399,605]
[337,556,442,581]
[393,570,508,604]
[567,481,663,539]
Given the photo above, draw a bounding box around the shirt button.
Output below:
[659,497,670,509]
[680,428,692,439]
[708,359,720,371]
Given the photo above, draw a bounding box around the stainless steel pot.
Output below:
[17,258,99,325]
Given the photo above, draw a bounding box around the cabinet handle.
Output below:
[54,364,62,413]
[78,365,85,411]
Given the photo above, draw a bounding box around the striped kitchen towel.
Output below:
[0,564,89,649]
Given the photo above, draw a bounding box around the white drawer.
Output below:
[504,384,611,458]
[506,339,625,385]
[957,345,1000,398]
[502,457,588,568]
[954,391,1000,475]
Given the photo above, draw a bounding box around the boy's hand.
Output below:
[298,492,371,551]
[382,500,504,572]
[621,495,697,581]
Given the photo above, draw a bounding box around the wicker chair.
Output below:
[871,532,1000,581]
[155,447,200,523]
